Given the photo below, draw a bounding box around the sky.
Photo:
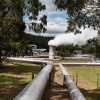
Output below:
[24,0,98,46]
[24,0,67,37]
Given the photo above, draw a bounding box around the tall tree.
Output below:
[0,0,47,67]
[53,0,100,34]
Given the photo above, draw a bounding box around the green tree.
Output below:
[81,43,95,54]
[87,36,100,57]
[0,0,47,67]
[53,0,100,34]
[57,44,75,57]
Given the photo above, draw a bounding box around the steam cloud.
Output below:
[48,28,97,46]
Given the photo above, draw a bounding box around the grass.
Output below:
[0,59,100,100]
[61,59,88,62]
[67,66,100,100]
[67,66,100,85]
[0,61,41,100]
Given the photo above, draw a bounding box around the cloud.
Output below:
[24,0,67,36]
[25,17,67,36]
[39,0,66,16]
[46,17,67,34]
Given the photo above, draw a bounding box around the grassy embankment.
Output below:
[67,66,100,100]
[0,61,41,100]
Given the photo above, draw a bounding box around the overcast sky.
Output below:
[24,0,97,40]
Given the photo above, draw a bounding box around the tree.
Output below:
[0,0,47,67]
[53,0,100,34]
[81,43,95,54]
[57,44,75,57]
[87,35,100,57]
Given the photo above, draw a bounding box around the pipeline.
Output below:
[8,58,53,100]
[59,63,86,100]
[61,62,100,66]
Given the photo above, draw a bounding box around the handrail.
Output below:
[59,63,86,100]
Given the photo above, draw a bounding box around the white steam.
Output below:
[48,28,97,46]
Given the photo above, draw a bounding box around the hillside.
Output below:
[25,33,54,51]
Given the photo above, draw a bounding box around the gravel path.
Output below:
[42,66,71,100]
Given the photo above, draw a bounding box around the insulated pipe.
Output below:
[14,62,53,100]
[8,57,49,69]
[49,45,55,59]
[61,62,100,66]
[9,58,53,100]
[59,63,86,100]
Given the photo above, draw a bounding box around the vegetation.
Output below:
[87,37,100,58]
[68,67,100,85]
[0,61,41,100]
[57,44,75,57]
[53,0,100,34]
[0,0,47,67]
[53,0,100,58]
[4,34,53,57]
[56,42,95,57]
[26,34,53,51]
[67,66,100,100]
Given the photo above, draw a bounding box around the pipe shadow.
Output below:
[79,87,100,100]
[42,67,71,100]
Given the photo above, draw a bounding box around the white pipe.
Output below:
[59,63,86,100]
[8,58,53,100]
[61,62,100,66]
[14,63,53,100]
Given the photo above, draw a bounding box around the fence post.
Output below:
[73,76,74,81]
[63,75,66,86]
[97,73,99,88]
[76,73,78,86]
[32,72,34,79]
[49,72,51,87]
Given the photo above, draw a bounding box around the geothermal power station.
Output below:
[7,31,100,100]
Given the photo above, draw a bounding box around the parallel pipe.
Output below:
[59,63,86,100]
[9,58,53,100]
[61,62,100,66]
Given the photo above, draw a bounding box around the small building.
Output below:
[74,50,83,55]
[29,44,46,56]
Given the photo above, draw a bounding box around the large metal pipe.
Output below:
[60,62,100,66]
[49,45,55,59]
[9,58,53,100]
[59,63,86,100]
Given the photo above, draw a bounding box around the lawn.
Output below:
[61,59,88,63]
[0,61,41,100]
[67,66,100,100]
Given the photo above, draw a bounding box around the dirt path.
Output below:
[42,66,71,100]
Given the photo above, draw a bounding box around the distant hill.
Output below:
[25,33,54,51]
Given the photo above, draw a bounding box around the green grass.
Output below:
[0,61,41,100]
[67,66,100,100]
[0,61,41,85]
[61,59,88,62]
[67,66,100,85]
